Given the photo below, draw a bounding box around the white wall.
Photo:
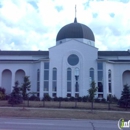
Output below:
[49,39,98,97]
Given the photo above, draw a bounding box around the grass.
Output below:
[0,100,130,120]
[0,100,130,111]
[0,107,130,120]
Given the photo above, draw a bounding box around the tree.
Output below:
[118,84,130,108]
[21,76,31,100]
[88,81,98,111]
[8,81,23,105]
[107,94,112,110]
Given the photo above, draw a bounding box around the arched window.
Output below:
[90,68,94,83]
[52,68,57,97]
[2,69,12,94]
[15,69,25,86]
[108,69,112,93]
[67,68,71,97]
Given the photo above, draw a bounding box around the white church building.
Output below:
[0,17,130,99]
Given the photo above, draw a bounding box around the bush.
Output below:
[8,93,23,105]
[63,97,69,102]
[57,97,63,101]
[53,97,58,101]
[82,96,89,102]
[111,95,118,103]
[69,97,75,102]
[107,94,119,103]
[77,97,82,102]
[0,87,6,100]
[94,98,101,103]
[29,95,40,101]
[101,98,107,103]
[43,94,51,101]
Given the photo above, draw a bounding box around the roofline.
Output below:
[0,51,49,56]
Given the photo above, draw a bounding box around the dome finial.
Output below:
[74,5,77,23]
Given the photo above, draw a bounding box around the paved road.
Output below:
[0,117,122,130]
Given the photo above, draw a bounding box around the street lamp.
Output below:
[75,68,79,93]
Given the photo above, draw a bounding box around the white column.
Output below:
[40,61,44,100]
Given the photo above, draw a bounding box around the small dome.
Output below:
[56,18,95,42]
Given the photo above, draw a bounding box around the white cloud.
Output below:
[0,0,130,51]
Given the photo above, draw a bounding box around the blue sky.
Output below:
[0,0,130,51]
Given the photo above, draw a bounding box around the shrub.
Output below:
[69,97,75,102]
[29,95,40,101]
[53,97,58,101]
[77,97,82,102]
[82,96,89,102]
[101,98,107,103]
[8,93,23,105]
[107,94,119,103]
[64,97,69,102]
[0,87,6,100]
[111,95,118,103]
[94,98,100,103]
[57,97,63,101]
[43,94,51,101]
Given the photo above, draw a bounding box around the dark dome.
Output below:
[56,18,95,42]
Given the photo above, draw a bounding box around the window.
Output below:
[52,81,57,91]
[67,82,71,92]
[75,93,79,98]
[44,81,49,91]
[90,68,94,82]
[44,62,49,92]
[68,54,79,66]
[37,69,40,92]
[52,68,57,92]
[67,68,72,94]
[67,93,71,97]
[98,62,103,70]
[98,71,103,81]
[44,70,49,80]
[97,62,103,96]
[98,82,103,92]
[44,62,49,69]
[52,93,57,97]
[108,70,112,93]
[67,68,71,80]
[53,68,57,80]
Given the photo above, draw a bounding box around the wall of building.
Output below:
[49,39,98,97]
